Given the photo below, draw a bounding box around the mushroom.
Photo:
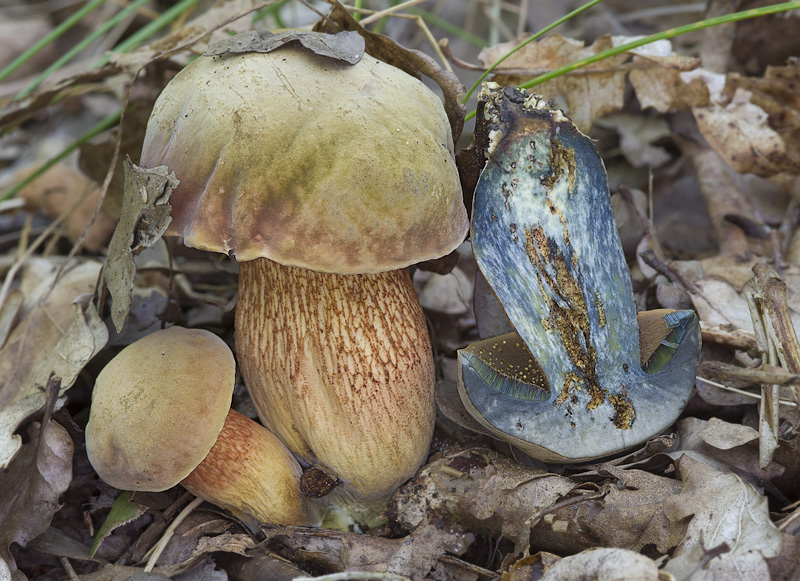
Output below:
[139,31,468,526]
[85,326,321,527]
[457,86,701,463]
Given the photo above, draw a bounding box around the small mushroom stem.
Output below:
[181,409,322,527]
[236,258,435,527]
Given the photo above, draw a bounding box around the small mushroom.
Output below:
[85,326,321,527]
[457,86,701,463]
[139,31,468,526]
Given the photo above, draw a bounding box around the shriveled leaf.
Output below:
[540,548,662,581]
[479,34,629,132]
[205,30,364,65]
[694,88,800,177]
[16,163,116,252]
[193,532,256,558]
[630,66,715,113]
[594,113,672,168]
[576,467,685,554]
[90,492,147,557]
[390,447,576,553]
[264,524,469,578]
[0,259,101,410]
[697,417,759,450]
[0,297,107,469]
[0,419,74,581]
[725,61,800,165]
[662,454,782,577]
[102,159,177,333]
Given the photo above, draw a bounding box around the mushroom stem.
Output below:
[182,409,322,527]
[236,258,435,527]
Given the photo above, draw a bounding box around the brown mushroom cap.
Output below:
[140,44,468,274]
[85,326,235,491]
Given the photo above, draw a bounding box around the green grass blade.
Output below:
[14,0,151,102]
[406,6,489,48]
[463,0,604,104]
[253,0,292,27]
[1,109,122,202]
[95,0,205,66]
[465,1,800,121]
[0,0,107,84]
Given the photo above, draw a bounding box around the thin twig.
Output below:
[143,496,204,572]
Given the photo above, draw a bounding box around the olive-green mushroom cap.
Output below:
[85,327,235,491]
[140,44,468,274]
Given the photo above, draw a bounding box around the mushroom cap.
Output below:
[140,41,468,274]
[85,327,235,491]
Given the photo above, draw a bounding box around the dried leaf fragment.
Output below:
[0,297,107,469]
[0,419,74,580]
[103,159,177,332]
[694,88,800,177]
[205,30,365,65]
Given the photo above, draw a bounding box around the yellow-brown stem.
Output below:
[182,409,321,527]
[236,259,435,526]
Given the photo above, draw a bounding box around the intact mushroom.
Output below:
[457,86,701,463]
[139,31,468,526]
[85,326,321,527]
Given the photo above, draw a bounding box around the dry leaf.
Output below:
[694,88,800,177]
[630,66,714,113]
[263,524,470,578]
[391,448,577,554]
[0,260,102,408]
[576,468,685,554]
[663,453,781,578]
[0,295,107,468]
[0,419,74,581]
[102,159,176,333]
[16,163,116,253]
[540,548,662,581]
[478,33,628,132]
[594,113,672,168]
[205,30,365,65]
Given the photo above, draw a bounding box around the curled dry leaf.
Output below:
[575,467,685,554]
[205,29,365,65]
[539,548,663,581]
[630,65,715,113]
[694,88,800,178]
[0,259,107,468]
[478,33,628,132]
[0,296,107,469]
[263,524,470,579]
[15,163,116,253]
[662,454,782,578]
[0,419,74,581]
[0,259,100,409]
[389,447,576,554]
[102,159,177,333]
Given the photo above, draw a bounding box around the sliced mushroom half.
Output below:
[457,85,701,463]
